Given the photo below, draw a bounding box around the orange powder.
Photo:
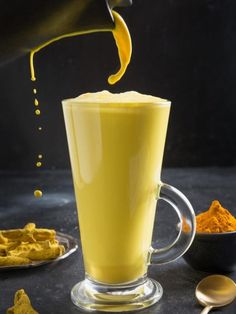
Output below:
[196,200,236,233]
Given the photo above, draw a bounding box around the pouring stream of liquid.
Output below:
[29,10,132,197]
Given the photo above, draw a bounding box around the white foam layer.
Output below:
[65,90,170,105]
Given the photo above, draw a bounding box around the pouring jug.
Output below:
[0,0,132,65]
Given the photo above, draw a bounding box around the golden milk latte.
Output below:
[63,91,171,284]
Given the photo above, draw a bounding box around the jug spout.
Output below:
[0,0,132,65]
[64,0,132,33]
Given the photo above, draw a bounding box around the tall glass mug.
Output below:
[62,91,196,312]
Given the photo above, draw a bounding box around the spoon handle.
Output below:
[200,305,213,314]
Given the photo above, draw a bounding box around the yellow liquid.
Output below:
[29,11,131,198]
[34,190,43,198]
[29,11,131,85]
[63,91,171,284]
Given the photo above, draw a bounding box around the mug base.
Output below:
[71,276,163,312]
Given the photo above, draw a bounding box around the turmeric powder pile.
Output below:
[0,223,65,266]
[196,200,236,233]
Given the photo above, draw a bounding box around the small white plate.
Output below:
[0,232,78,270]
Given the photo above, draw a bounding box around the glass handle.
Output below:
[149,183,196,265]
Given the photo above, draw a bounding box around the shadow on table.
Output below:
[148,258,209,314]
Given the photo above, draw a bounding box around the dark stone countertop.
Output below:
[0,168,236,314]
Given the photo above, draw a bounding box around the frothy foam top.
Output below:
[64,90,170,105]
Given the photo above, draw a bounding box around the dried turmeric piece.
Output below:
[7,289,38,314]
[0,256,30,266]
[24,223,36,232]
[8,240,65,260]
[31,229,56,242]
[0,223,56,243]
[0,244,7,256]
[0,232,8,244]
[0,224,65,266]
[0,242,19,256]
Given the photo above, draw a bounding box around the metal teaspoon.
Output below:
[195,275,236,314]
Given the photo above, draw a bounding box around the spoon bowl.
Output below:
[196,275,236,313]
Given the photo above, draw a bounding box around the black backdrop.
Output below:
[0,0,236,170]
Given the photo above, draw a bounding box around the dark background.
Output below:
[0,0,236,170]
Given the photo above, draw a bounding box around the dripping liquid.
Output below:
[30,10,132,198]
[32,86,43,198]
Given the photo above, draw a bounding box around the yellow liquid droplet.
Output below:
[33,88,37,94]
[29,11,131,85]
[36,161,42,167]
[34,99,39,106]
[34,190,43,198]
[35,109,41,115]
[38,154,43,159]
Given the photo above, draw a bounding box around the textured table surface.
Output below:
[0,168,236,314]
